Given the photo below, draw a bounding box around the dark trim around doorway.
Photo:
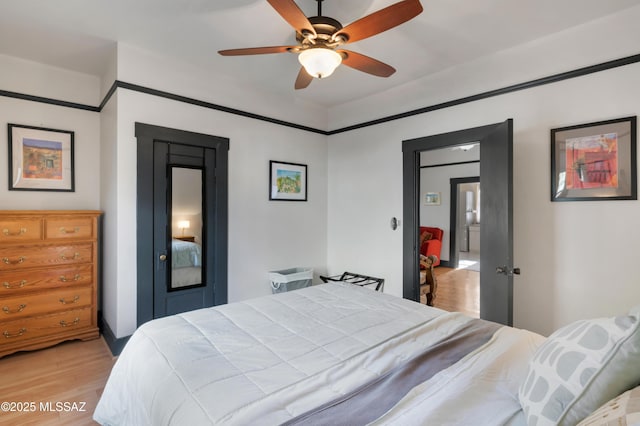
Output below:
[136,122,229,327]
[402,123,502,302]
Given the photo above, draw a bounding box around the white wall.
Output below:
[419,162,480,261]
[116,43,329,131]
[0,55,101,210]
[327,62,640,337]
[99,90,118,337]
[328,5,640,130]
[0,47,329,340]
[3,5,640,341]
[106,55,329,336]
[0,54,100,106]
[327,5,640,337]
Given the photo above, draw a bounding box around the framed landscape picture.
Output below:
[551,116,636,201]
[269,160,307,201]
[424,192,441,205]
[8,124,75,191]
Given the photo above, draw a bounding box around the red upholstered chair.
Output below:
[419,226,443,267]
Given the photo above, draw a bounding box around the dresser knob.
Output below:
[2,256,25,265]
[59,227,80,234]
[2,304,26,314]
[2,228,26,236]
[60,253,80,261]
[60,274,81,282]
[59,318,80,327]
[3,328,27,338]
[59,296,80,305]
[2,280,27,289]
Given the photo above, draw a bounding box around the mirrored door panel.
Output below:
[170,166,203,289]
[138,123,228,323]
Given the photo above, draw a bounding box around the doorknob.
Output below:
[496,266,520,276]
[157,251,168,270]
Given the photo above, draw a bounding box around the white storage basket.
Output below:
[269,267,313,293]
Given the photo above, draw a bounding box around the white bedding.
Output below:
[171,265,202,288]
[373,326,544,426]
[171,238,201,268]
[171,239,202,287]
[94,283,544,425]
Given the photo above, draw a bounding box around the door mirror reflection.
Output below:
[170,167,203,289]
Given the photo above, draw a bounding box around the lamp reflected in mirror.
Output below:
[178,220,190,237]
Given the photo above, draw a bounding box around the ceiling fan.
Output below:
[218,0,423,89]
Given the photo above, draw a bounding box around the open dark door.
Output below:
[402,119,514,326]
[479,119,514,325]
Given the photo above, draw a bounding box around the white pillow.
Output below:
[519,306,640,426]
[577,385,640,426]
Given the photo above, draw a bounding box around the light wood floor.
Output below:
[0,337,116,425]
[424,266,480,318]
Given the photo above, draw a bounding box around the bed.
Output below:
[94,283,640,426]
[171,238,202,288]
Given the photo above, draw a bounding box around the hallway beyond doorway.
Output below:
[458,250,480,272]
[426,266,479,318]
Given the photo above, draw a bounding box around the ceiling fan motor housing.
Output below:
[297,16,346,45]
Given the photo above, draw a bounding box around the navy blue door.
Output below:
[136,123,228,324]
[153,142,217,317]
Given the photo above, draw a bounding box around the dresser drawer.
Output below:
[0,308,93,346]
[44,216,94,240]
[0,210,100,357]
[0,218,43,243]
[0,265,93,295]
[0,243,93,271]
[1,286,92,319]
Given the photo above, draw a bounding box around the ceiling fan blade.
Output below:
[267,0,316,37]
[335,0,423,44]
[218,46,296,56]
[294,67,313,89]
[338,50,396,77]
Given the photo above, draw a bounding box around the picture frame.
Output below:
[269,160,307,201]
[424,192,441,205]
[8,124,75,192]
[551,116,636,201]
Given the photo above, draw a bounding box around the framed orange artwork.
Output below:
[8,124,74,192]
[551,116,636,201]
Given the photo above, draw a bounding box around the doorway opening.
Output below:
[403,119,514,326]
[427,177,480,317]
[450,177,480,271]
[418,145,480,317]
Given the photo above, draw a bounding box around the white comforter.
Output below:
[94,283,544,425]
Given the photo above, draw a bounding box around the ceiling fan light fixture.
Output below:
[298,48,342,79]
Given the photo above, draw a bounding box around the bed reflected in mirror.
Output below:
[170,167,203,289]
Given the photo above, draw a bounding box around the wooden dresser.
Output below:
[0,210,101,358]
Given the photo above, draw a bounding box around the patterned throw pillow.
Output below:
[577,385,640,426]
[519,306,640,426]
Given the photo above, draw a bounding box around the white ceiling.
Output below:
[2,0,640,108]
